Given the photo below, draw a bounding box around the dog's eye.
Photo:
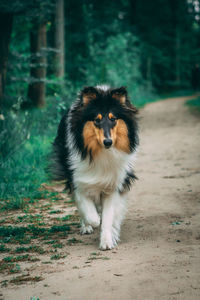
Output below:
[94,118,101,124]
[110,117,116,122]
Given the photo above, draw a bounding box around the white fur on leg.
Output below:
[80,219,93,234]
[75,190,100,228]
[112,194,127,245]
[100,192,123,250]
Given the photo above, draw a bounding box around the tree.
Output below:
[27,22,47,107]
[0,12,13,109]
[53,0,65,78]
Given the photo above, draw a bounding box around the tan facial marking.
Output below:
[112,93,126,104]
[111,119,130,153]
[82,93,97,105]
[83,119,130,156]
[108,112,115,120]
[83,121,104,158]
[96,113,102,120]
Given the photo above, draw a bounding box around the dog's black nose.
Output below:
[103,139,112,148]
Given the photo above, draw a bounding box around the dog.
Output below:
[51,85,139,250]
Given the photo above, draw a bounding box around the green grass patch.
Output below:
[0,224,71,244]
[0,135,51,210]
[3,254,30,262]
[0,262,21,274]
[13,245,46,254]
[16,214,43,224]
[186,96,200,111]
[49,209,63,214]
[0,102,64,211]
[52,243,63,249]
[67,237,83,245]
[0,244,11,252]
[50,254,66,260]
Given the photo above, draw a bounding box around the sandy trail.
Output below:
[3,96,200,300]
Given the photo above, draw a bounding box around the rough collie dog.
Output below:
[51,85,138,250]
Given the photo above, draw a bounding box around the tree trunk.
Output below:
[175,27,181,86]
[0,13,13,110]
[27,22,47,107]
[53,0,65,78]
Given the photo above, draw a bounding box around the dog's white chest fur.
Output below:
[73,148,131,197]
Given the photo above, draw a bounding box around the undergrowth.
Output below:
[0,94,70,210]
[186,96,200,110]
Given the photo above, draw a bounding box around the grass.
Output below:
[67,237,83,245]
[0,135,52,210]
[13,245,46,254]
[0,96,66,211]
[186,96,200,111]
[50,254,66,260]
[0,224,71,242]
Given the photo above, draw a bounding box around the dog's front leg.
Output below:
[100,192,119,250]
[75,190,100,233]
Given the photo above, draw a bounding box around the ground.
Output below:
[0,96,200,300]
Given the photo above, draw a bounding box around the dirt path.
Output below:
[3,96,200,300]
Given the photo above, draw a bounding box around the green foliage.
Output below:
[50,254,66,260]
[186,96,200,110]
[0,93,71,208]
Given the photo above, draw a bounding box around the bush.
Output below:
[0,92,73,209]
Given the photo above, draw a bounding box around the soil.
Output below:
[1,95,200,300]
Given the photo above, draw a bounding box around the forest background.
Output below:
[0,0,200,208]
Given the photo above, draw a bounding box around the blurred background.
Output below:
[0,0,200,208]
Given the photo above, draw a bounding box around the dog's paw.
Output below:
[80,224,93,235]
[86,214,100,228]
[99,231,116,250]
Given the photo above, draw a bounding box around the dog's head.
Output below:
[77,86,138,159]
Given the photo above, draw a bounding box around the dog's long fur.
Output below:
[51,85,139,249]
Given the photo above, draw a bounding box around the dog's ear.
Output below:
[81,86,98,105]
[111,87,138,113]
[111,86,127,104]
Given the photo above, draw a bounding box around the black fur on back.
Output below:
[50,111,73,193]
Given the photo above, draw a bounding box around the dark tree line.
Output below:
[0,0,200,111]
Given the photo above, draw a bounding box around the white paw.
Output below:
[99,230,116,250]
[86,214,100,228]
[80,224,93,235]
